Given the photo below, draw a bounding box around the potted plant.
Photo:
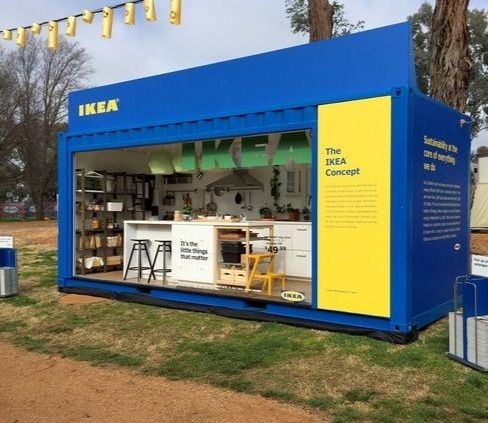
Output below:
[182,204,193,220]
[302,206,310,221]
[286,204,300,221]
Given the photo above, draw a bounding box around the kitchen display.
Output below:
[75,131,313,305]
[60,23,471,341]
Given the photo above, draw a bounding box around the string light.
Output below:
[125,3,136,25]
[102,7,114,39]
[16,27,26,47]
[48,21,58,51]
[0,0,181,51]
[144,0,157,21]
[82,10,95,24]
[170,0,181,25]
[66,16,77,37]
[31,23,42,35]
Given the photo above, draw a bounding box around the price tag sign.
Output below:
[0,236,14,248]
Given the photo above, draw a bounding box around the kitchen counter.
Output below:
[123,220,274,283]
[123,220,311,283]
[125,220,281,227]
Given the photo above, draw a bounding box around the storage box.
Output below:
[107,255,122,266]
[107,202,123,212]
[106,236,119,247]
[220,268,234,281]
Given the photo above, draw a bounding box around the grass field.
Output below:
[1,245,488,422]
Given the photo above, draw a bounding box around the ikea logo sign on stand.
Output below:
[78,99,119,116]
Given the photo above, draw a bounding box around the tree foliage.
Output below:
[1,37,92,218]
[285,0,364,38]
[409,3,488,137]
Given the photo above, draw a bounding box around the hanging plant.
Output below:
[270,166,281,209]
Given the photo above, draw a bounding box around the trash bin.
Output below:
[0,247,18,297]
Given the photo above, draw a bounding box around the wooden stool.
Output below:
[245,253,286,295]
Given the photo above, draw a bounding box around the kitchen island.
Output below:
[124,220,277,285]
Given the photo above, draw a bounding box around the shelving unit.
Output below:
[214,224,273,290]
[76,169,126,275]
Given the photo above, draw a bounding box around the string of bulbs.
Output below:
[2,0,182,51]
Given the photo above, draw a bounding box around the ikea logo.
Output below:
[280,290,306,303]
[78,99,119,116]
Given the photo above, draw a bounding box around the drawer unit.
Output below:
[285,251,312,278]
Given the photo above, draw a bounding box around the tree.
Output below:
[9,37,92,219]
[308,0,334,41]
[409,3,488,137]
[429,0,473,113]
[285,0,364,41]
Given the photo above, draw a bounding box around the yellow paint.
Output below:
[317,96,391,317]
[78,99,119,117]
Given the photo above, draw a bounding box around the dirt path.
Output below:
[0,342,326,423]
[0,220,57,250]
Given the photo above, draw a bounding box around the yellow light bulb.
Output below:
[125,3,136,25]
[31,23,41,35]
[170,0,181,25]
[144,0,157,21]
[66,16,76,37]
[48,21,58,51]
[16,27,27,47]
[82,10,94,24]
[102,7,113,39]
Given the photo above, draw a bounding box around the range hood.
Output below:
[206,169,263,191]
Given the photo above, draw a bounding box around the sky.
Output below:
[0,0,486,147]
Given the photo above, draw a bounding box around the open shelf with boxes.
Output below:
[214,224,274,290]
[75,169,127,275]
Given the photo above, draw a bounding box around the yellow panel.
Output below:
[317,96,391,317]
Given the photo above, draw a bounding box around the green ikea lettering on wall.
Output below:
[272,132,311,165]
[200,139,236,170]
[241,135,269,167]
[173,142,196,172]
[149,132,311,174]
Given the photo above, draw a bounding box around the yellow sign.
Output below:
[78,99,119,117]
[317,96,391,318]
[280,290,306,303]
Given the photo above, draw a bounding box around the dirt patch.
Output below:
[59,294,111,305]
[0,342,326,423]
[0,220,57,251]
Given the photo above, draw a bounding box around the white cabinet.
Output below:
[285,250,312,278]
[172,224,215,283]
[251,223,311,278]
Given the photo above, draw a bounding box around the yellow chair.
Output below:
[245,253,286,295]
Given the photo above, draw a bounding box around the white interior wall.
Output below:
[75,145,312,220]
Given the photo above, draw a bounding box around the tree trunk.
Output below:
[32,191,45,220]
[309,0,334,42]
[429,0,473,112]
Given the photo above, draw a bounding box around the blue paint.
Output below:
[0,248,16,267]
[409,92,470,322]
[68,23,415,133]
[58,22,470,338]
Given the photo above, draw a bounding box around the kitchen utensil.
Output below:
[206,192,217,212]
[247,191,253,211]
[235,192,242,204]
